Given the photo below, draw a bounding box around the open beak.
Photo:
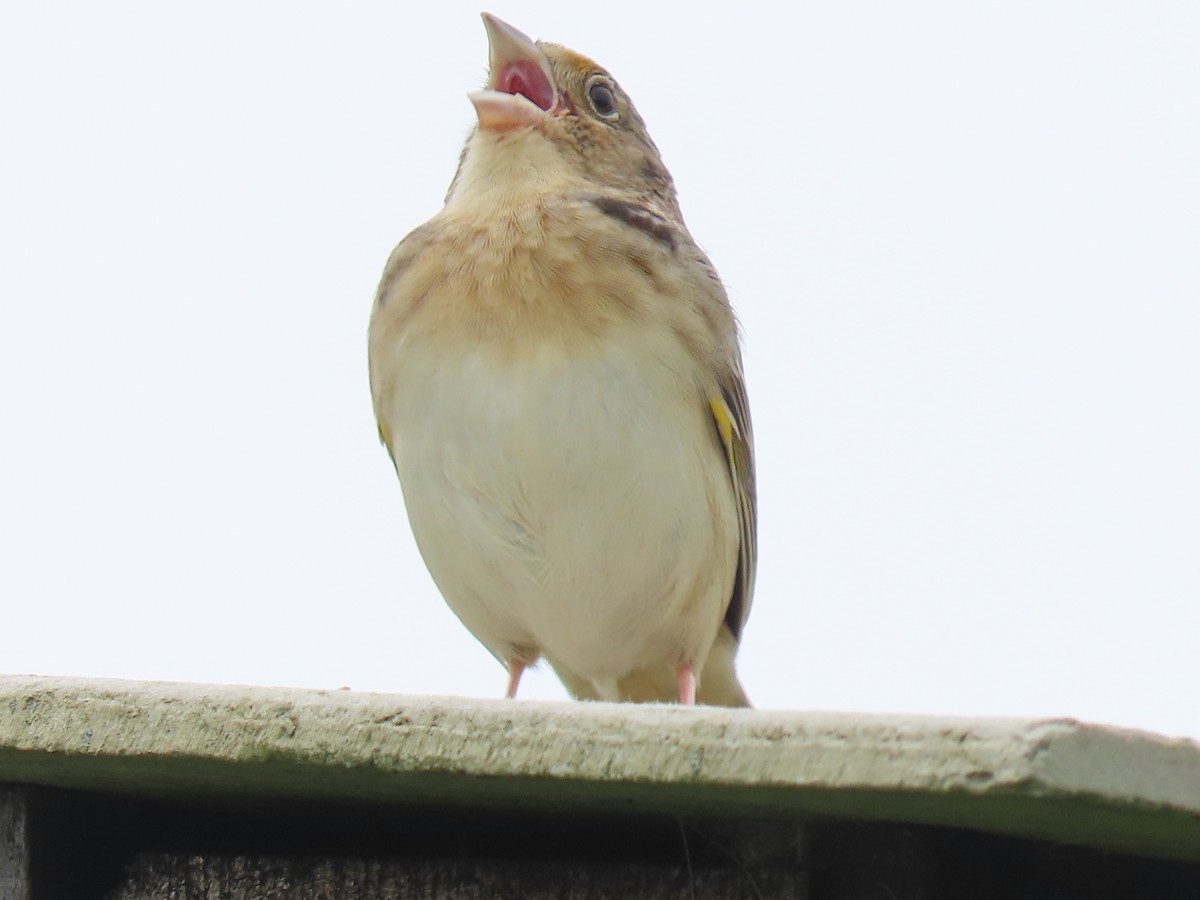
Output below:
[469,13,559,131]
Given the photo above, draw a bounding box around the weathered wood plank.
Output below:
[0,785,32,900]
[3,675,1199,864]
[106,854,806,900]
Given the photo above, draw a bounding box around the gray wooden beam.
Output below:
[0,785,32,900]
[107,854,807,900]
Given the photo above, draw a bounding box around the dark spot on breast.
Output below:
[375,224,434,309]
[640,156,672,189]
[626,247,657,282]
[376,257,410,309]
[590,196,678,251]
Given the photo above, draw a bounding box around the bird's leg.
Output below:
[505,660,526,699]
[677,663,697,706]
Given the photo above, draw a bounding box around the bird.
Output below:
[368,13,756,706]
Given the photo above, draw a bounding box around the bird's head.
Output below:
[446,14,679,213]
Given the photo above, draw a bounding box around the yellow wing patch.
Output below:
[377,420,393,457]
[708,391,739,472]
[708,381,757,642]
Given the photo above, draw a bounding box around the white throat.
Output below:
[446,127,580,215]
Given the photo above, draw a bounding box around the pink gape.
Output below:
[495,60,555,112]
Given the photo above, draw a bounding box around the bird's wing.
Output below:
[368,222,440,463]
[580,189,758,639]
[709,364,757,640]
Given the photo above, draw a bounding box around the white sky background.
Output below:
[2,3,1197,740]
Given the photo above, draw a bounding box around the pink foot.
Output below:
[677,663,697,706]
[505,660,526,700]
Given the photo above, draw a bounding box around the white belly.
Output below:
[380,329,738,685]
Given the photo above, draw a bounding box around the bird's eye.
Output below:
[586,78,619,120]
